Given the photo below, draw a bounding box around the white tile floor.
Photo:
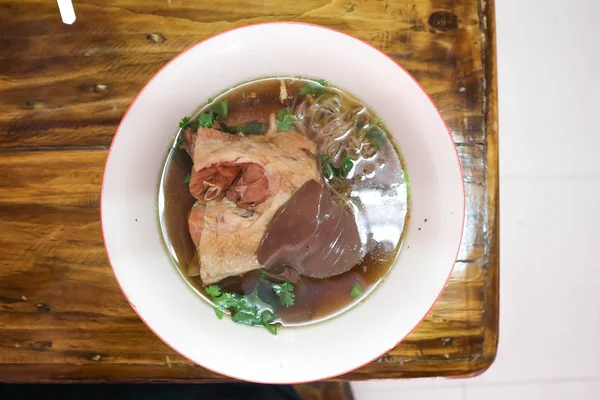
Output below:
[352,0,600,398]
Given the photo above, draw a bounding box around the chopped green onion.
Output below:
[236,122,268,135]
[341,155,353,177]
[198,112,214,128]
[217,100,228,117]
[350,283,363,298]
[320,154,337,180]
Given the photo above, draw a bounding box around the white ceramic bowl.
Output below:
[101,22,464,383]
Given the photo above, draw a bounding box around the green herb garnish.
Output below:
[242,92,247,98]
[178,99,228,132]
[201,99,229,120]
[204,284,280,335]
[270,282,295,307]
[184,174,191,183]
[179,116,192,128]
[210,100,228,118]
[341,155,353,177]
[299,79,328,96]
[178,111,214,131]
[219,100,228,117]
[236,121,268,135]
[205,285,221,297]
[277,107,296,131]
[366,125,387,148]
[259,273,295,307]
[320,154,337,180]
[198,112,214,128]
[350,283,363,298]
[179,115,203,131]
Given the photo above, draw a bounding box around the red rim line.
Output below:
[100,21,467,384]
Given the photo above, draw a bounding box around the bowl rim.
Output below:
[101,21,465,383]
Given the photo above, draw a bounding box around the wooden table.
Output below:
[0,0,498,382]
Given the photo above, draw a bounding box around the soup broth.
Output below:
[159,77,409,329]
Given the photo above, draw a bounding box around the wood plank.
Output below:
[0,143,492,378]
[0,359,493,382]
[0,0,485,148]
[0,0,498,381]
[480,0,500,364]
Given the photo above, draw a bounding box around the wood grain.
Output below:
[0,0,498,382]
[1,0,486,147]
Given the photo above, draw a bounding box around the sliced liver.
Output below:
[257,179,363,278]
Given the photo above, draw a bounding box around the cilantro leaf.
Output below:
[214,291,243,310]
[299,79,328,96]
[261,311,278,334]
[231,307,258,326]
[351,283,363,298]
[179,116,192,128]
[258,274,295,308]
[270,282,295,307]
[184,174,191,183]
[179,111,215,131]
[203,283,280,335]
[178,98,228,133]
[277,107,296,131]
[341,155,353,177]
[205,285,222,297]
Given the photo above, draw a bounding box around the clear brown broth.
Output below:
[158,77,409,326]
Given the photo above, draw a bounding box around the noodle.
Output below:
[294,91,380,167]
